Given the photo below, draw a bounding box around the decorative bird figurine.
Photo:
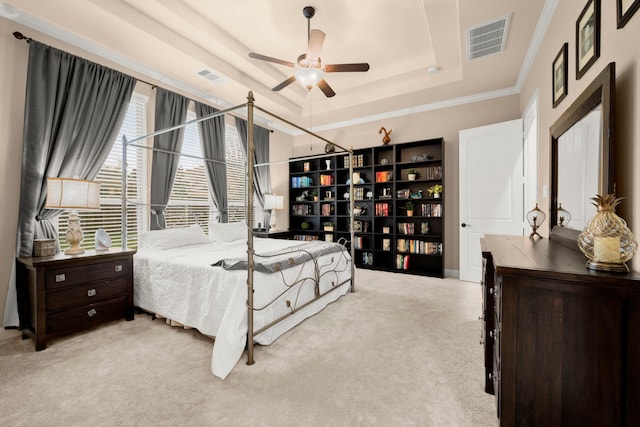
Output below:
[379,126,392,145]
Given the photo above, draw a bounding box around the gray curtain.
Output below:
[17,41,136,257]
[149,88,189,229]
[234,117,271,210]
[6,41,135,327]
[195,102,228,223]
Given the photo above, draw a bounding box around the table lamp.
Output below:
[45,177,101,255]
[263,193,284,232]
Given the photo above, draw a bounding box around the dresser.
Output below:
[481,235,640,426]
[16,249,136,350]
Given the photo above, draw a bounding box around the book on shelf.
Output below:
[398,222,415,235]
[375,202,390,216]
[375,171,393,183]
[424,166,443,180]
[396,239,443,255]
[292,204,312,216]
[343,154,365,168]
[421,203,442,217]
[293,234,319,241]
[396,254,410,270]
[319,174,333,185]
[291,176,313,188]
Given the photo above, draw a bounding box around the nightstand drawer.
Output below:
[47,296,128,334]
[46,279,128,312]
[45,259,130,290]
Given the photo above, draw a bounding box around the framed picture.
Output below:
[576,0,600,80]
[552,43,568,108]
[617,0,640,28]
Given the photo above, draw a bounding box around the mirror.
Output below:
[550,62,616,239]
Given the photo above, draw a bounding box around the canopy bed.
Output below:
[121,92,356,379]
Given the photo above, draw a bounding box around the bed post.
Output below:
[246,91,256,366]
[121,135,128,250]
[348,149,355,292]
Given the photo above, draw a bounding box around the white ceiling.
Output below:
[2,0,550,133]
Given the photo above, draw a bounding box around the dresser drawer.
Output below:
[46,279,128,312]
[46,296,128,334]
[45,259,130,290]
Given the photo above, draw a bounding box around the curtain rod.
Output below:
[13,31,276,133]
[12,31,160,88]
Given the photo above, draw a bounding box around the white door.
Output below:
[459,119,524,283]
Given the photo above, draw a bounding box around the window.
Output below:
[164,118,264,229]
[58,96,266,250]
[58,93,148,251]
[162,113,212,232]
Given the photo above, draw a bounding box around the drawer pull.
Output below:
[115,264,123,272]
[87,289,97,297]
[55,273,66,282]
[87,308,97,317]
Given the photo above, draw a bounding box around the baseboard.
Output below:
[0,327,21,342]
[444,269,459,278]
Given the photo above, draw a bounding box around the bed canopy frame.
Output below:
[120,91,356,366]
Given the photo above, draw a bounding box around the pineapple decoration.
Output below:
[577,194,638,272]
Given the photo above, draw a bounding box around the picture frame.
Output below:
[617,0,640,28]
[576,0,600,80]
[552,43,568,108]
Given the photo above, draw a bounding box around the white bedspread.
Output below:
[134,238,351,379]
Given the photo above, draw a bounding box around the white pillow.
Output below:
[138,224,210,250]
[209,221,246,242]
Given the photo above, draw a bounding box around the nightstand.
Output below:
[253,230,291,239]
[16,248,136,351]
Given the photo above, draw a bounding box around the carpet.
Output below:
[0,268,497,426]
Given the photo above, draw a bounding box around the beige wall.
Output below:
[520,1,640,272]
[0,19,27,339]
[290,95,522,273]
[3,2,640,327]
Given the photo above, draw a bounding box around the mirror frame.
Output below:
[550,62,616,240]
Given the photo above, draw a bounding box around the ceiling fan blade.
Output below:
[272,76,297,91]
[248,52,294,68]
[317,79,336,98]
[324,63,370,73]
[307,29,326,60]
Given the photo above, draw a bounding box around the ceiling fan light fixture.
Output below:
[295,68,323,90]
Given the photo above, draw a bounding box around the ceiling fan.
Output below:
[248,5,370,97]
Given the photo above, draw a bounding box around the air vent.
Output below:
[197,69,227,85]
[467,14,511,60]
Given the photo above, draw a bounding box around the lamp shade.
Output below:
[263,194,284,211]
[45,178,101,210]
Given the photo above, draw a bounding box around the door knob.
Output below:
[461,223,469,227]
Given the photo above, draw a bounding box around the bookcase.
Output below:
[288,138,444,277]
